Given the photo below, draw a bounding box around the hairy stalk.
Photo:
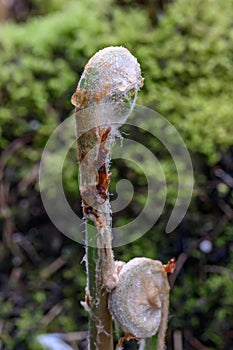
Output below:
[72,46,143,350]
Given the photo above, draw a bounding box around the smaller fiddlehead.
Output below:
[109,258,175,350]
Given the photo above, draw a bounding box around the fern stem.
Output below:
[72,46,143,350]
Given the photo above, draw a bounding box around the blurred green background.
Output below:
[0,0,233,349]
